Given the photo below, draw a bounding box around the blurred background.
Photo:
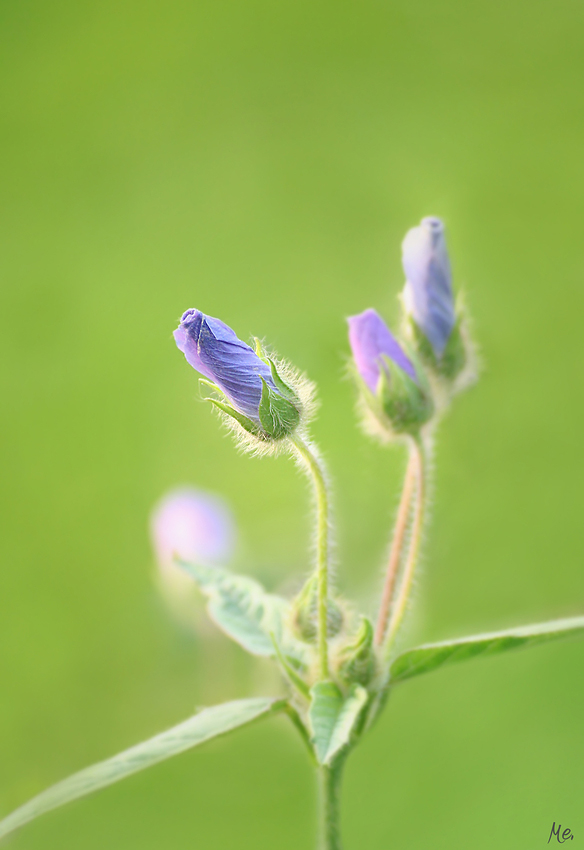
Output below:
[1,1,584,847]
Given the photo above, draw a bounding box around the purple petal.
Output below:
[173,312,213,381]
[402,217,455,358]
[348,309,417,392]
[173,310,275,419]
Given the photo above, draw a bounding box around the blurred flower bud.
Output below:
[151,488,235,600]
[290,576,344,643]
[174,310,303,441]
[402,217,455,354]
[348,309,433,436]
[338,617,377,688]
[401,217,468,380]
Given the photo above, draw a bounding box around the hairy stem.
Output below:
[383,437,426,656]
[291,435,330,680]
[318,763,344,850]
[374,448,417,646]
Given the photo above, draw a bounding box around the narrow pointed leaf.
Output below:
[309,682,368,765]
[0,697,285,842]
[390,616,584,683]
[177,560,307,663]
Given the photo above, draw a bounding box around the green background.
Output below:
[1,1,583,847]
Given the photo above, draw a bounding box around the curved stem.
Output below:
[318,763,344,850]
[291,434,330,680]
[383,437,426,657]
[374,447,417,646]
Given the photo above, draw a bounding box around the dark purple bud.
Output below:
[348,309,417,392]
[402,217,455,358]
[174,309,276,420]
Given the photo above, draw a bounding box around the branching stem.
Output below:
[291,434,330,680]
[374,447,417,646]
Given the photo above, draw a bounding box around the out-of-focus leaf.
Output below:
[390,616,584,683]
[309,682,368,765]
[324,686,369,764]
[0,697,285,842]
[177,560,307,662]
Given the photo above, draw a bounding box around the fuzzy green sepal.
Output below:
[377,353,434,434]
[259,377,301,439]
[410,314,466,380]
[200,380,262,436]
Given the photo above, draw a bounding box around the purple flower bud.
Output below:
[151,488,235,577]
[402,217,455,358]
[348,309,417,392]
[174,310,276,421]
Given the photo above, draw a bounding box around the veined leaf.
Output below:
[0,697,285,842]
[390,616,584,683]
[324,686,369,764]
[177,560,307,663]
[309,682,343,763]
[309,682,368,765]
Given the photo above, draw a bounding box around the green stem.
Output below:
[383,436,426,658]
[318,763,344,850]
[291,434,330,681]
[374,446,417,646]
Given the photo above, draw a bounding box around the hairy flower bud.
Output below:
[174,310,302,440]
[337,617,377,687]
[290,576,344,643]
[348,309,433,436]
[401,217,466,379]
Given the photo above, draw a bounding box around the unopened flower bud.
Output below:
[401,217,466,379]
[337,617,377,687]
[348,309,433,436]
[174,310,303,441]
[290,576,344,643]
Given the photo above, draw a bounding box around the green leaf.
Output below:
[390,616,584,683]
[0,698,285,842]
[309,682,368,765]
[177,560,307,663]
[309,682,343,763]
[324,686,369,764]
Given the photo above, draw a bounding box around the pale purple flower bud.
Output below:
[348,308,417,392]
[151,488,235,577]
[402,217,455,358]
[173,310,276,421]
